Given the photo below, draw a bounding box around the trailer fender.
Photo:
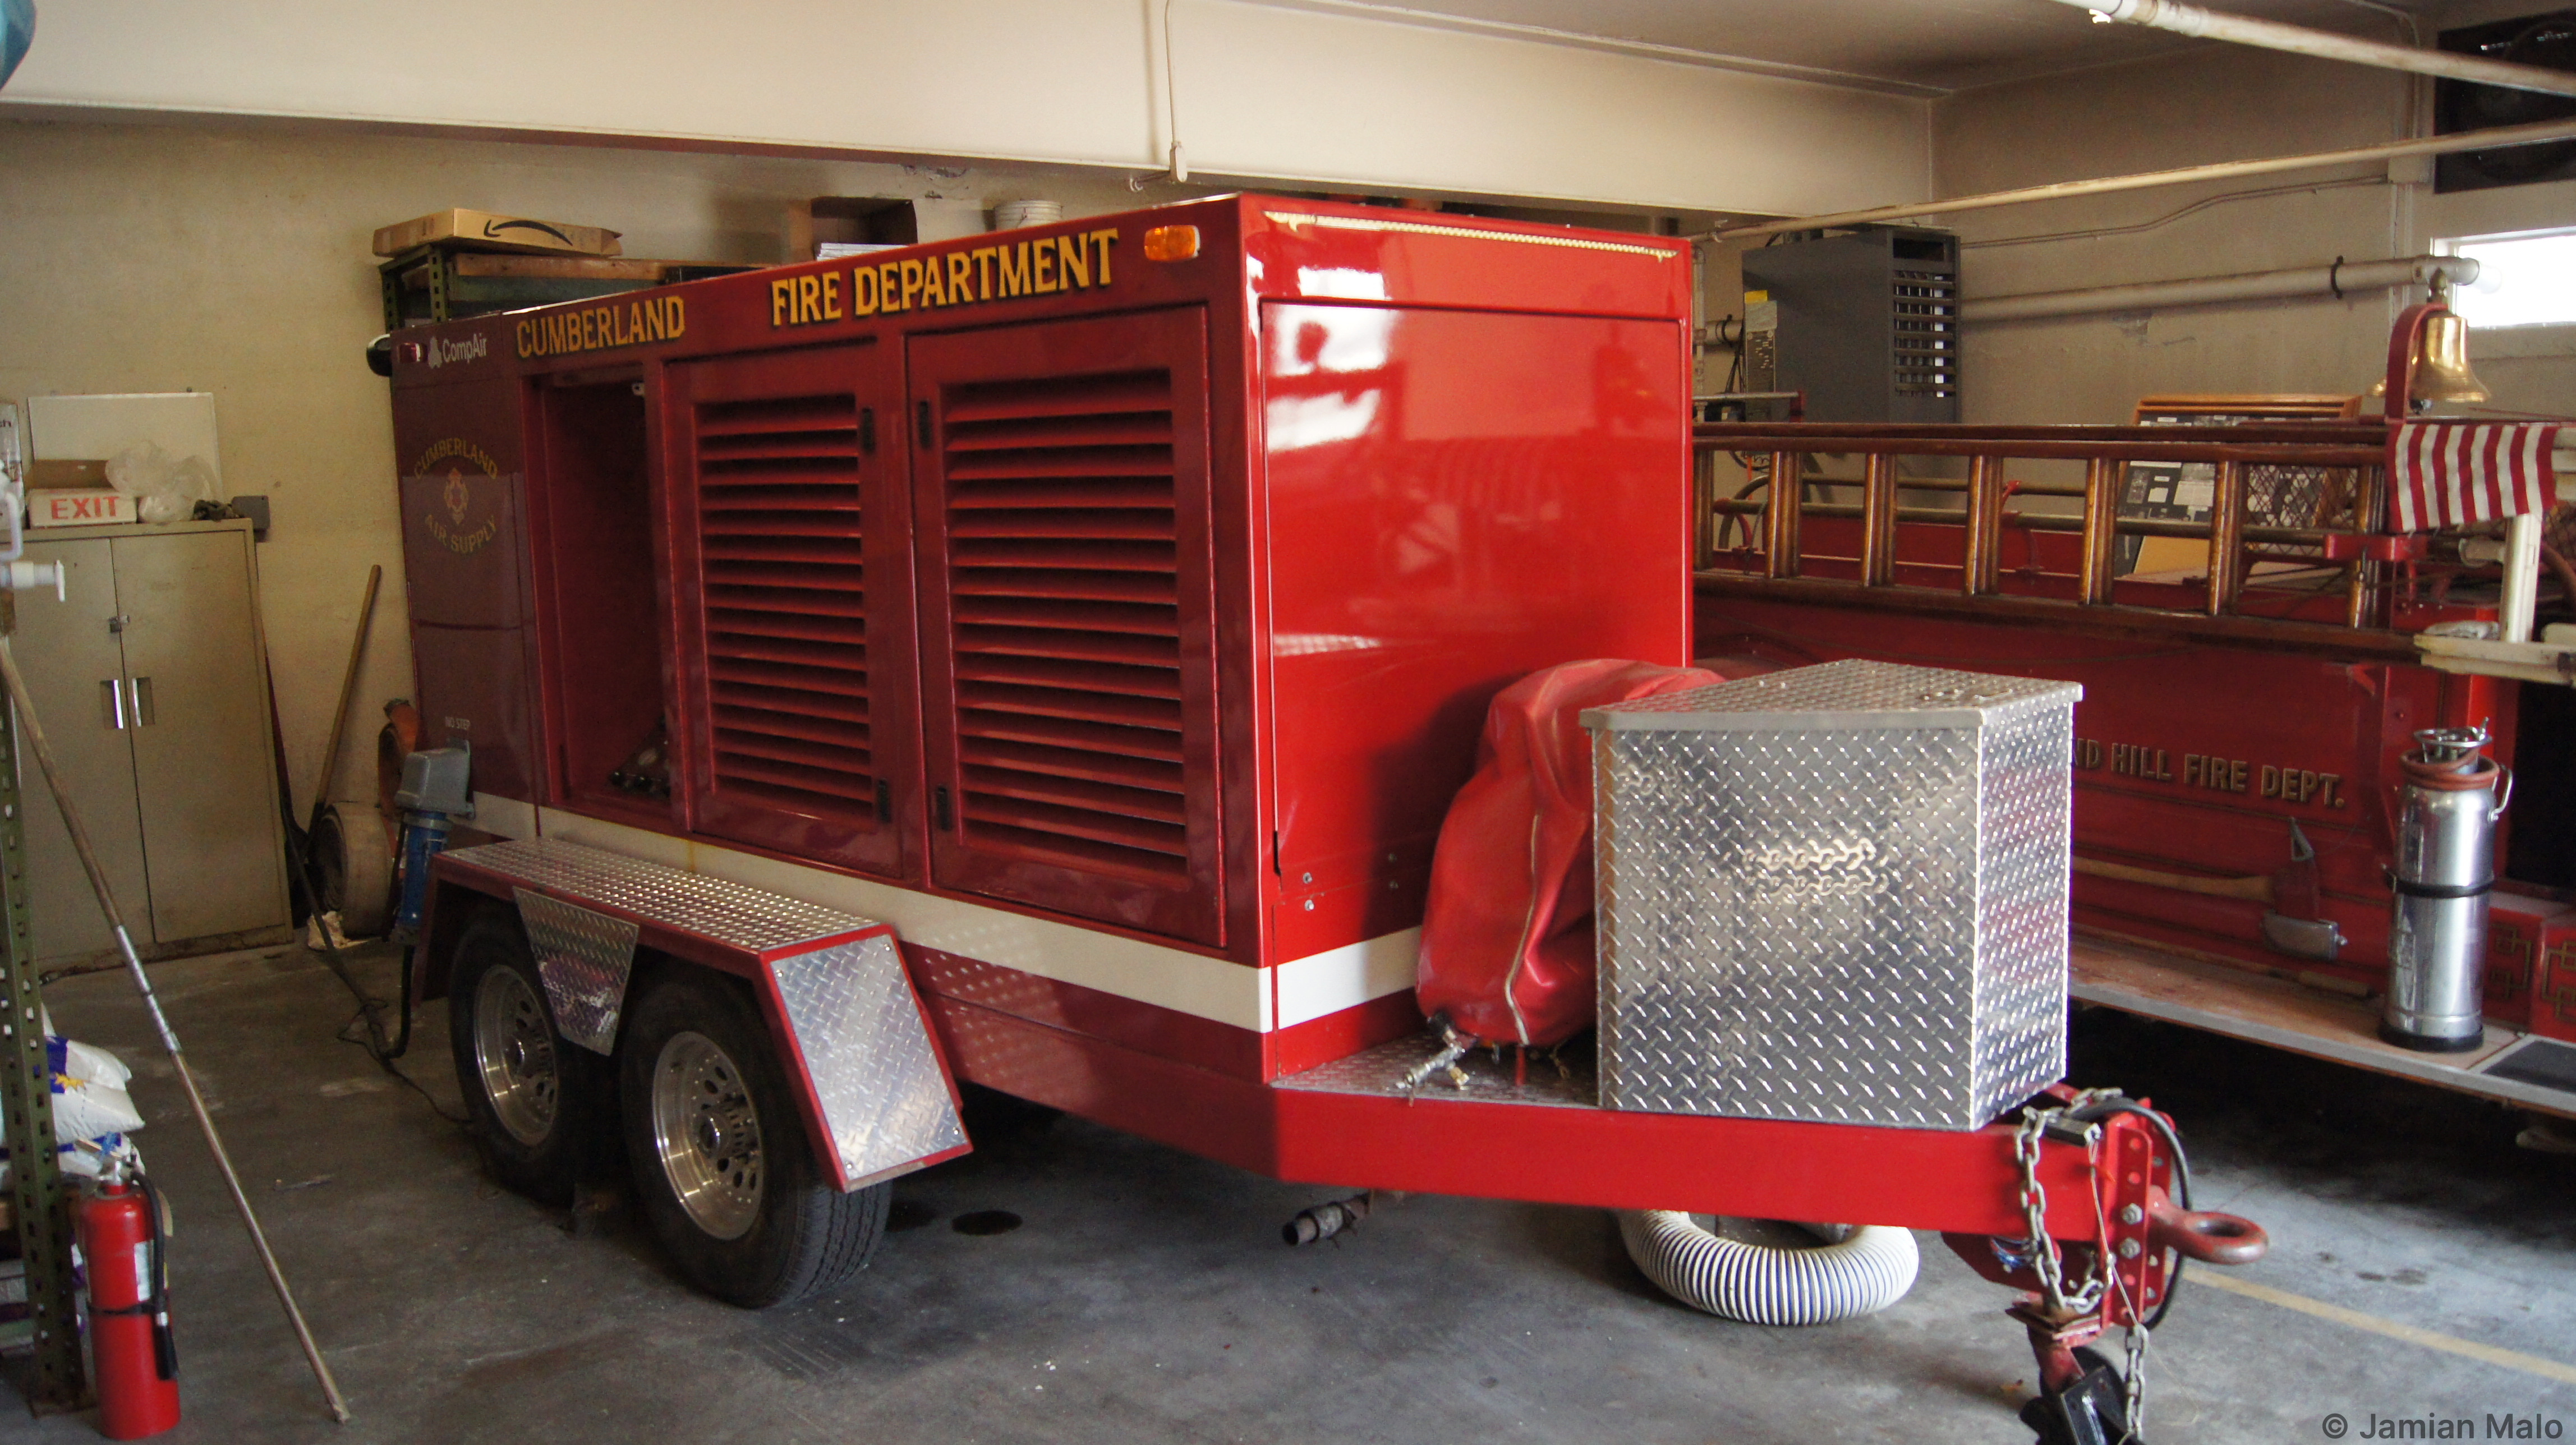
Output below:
[431,837,972,1194]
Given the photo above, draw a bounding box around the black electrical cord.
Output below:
[291,834,464,1127]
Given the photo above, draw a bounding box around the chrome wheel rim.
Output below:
[651,1031,763,1240]
[472,965,559,1146]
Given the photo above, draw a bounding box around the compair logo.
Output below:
[425,334,489,370]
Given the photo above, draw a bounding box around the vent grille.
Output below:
[1893,268,1958,399]
[693,392,875,816]
[937,369,1189,883]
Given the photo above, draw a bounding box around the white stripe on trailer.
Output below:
[470,792,538,840]
[1273,927,1420,1029]
[496,806,1419,1034]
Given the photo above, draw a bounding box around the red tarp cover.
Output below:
[1414,659,1734,1047]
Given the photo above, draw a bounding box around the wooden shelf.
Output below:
[2071,931,2576,1120]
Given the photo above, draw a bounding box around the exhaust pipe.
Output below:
[2053,0,2576,99]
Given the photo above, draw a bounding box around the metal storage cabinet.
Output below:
[14,519,292,961]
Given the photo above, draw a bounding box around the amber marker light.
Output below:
[1144,225,1200,262]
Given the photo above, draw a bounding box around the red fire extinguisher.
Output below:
[76,1173,180,1440]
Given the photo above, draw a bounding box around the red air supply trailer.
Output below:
[387,195,2258,1436]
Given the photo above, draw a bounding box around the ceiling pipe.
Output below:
[1712,115,2576,241]
[1961,253,2477,323]
[2053,0,2576,98]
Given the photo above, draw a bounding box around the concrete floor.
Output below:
[5,941,2573,1444]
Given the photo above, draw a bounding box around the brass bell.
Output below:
[2370,271,2494,409]
[2408,310,2492,405]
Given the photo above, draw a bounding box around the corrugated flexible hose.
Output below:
[1618,1211,1919,1326]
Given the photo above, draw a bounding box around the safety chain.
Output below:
[2124,1316,2154,1441]
[2012,1090,2117,1316]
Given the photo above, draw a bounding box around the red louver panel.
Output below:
[675,346,909,877]
[912,311,1221,945]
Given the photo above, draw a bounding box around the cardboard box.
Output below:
[27,459,108,489]
[2534,913,2576,1042]
[2486,890,2568,1025]
[374,209,622,259]
[29,488,134,527]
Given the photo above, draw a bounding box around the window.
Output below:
[2441,228,2576,329]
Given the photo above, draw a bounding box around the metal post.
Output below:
[2079,458,2122,605]
[0,641,88,1411]
[2206,460,2248,617]
[1691,447,1715,570]
[2501,512,2542,643]
[1764,450,1803,579]
[1860,453,1899,587]
[1963,454,2003,596]
[2349,464,2389,630]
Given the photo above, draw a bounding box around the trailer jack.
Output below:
[1947,1088,2269,1445]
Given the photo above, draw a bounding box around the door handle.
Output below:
[101,679,126,729]
[130,677,155,727]
[933,784,953,831]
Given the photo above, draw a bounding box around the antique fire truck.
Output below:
[384,195,2273,1442]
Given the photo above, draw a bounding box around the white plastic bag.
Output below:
[48,1035,146,1143]
[105,441,217,525]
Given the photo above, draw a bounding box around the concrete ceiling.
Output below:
[1257,0,2431,94]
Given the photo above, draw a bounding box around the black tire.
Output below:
[447,910,589,1204]
[619,967,890,1308]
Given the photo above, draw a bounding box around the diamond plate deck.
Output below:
[514,889,640,1054]
[1587,660,2077,1131]
[1274,1031,1599,1109]
[448,838,870,952]
[767,935,968,1188]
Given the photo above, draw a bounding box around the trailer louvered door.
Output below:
[671,344,915,878]
[910,310,1222,946]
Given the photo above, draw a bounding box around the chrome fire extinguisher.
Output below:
[76,1171,180,1440]
[2384,724,2510,1053]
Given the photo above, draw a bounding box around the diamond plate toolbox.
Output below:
[1581,659,2081,1130]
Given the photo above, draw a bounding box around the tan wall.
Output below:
[0,118,1159,818]
[1933,40,2576,426]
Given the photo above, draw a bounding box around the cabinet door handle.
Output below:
[101,679,126,730]
[933,784,953,831]
[131,677,155,727]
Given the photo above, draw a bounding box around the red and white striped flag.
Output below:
[2388,421,2563,533]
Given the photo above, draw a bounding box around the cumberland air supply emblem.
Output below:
[416,438,502,555]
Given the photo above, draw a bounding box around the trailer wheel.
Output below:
[620,968,890,1308]
[447,910,586,1203]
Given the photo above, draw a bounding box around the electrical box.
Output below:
[1741,227,1959,424]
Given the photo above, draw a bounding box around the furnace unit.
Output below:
[1741,225,1960,425]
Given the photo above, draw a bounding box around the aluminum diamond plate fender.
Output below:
[430,837,972,1191]
[756,929,972,1191]
[514,888,640,1053]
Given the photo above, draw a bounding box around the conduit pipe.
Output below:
[2054,0,2576,99]
[1618,1213,1920,1326]
[1963,253,2478,323]
[1713,116,2576,242]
